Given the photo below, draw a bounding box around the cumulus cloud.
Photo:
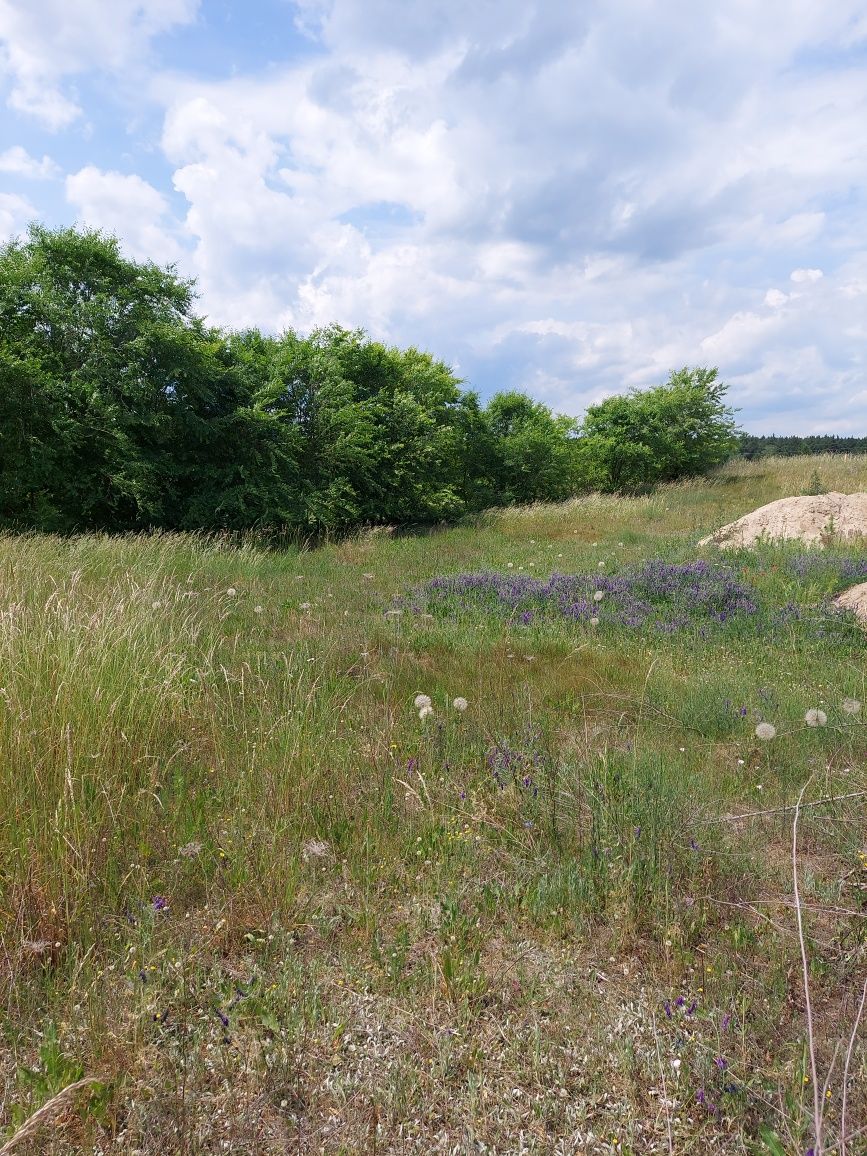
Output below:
[2,0,867,431]
[0,0,199,128]
[0,145,60,179]
[65,167,184,266]
[0,191,37,242]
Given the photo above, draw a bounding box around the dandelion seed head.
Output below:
[151,600,162,609]
[804,708,827,727]
[302,839,330,861]
[593,590,605,602]
[418,704,434,720]
[452,697,468,712]
[414,694,432,709]
[589,617,599,626]
[755,722,776,741]
[226,587,237,597]
[842,697,861,715]
[254,605,263,614]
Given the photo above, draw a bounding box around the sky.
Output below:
[1,1,866,434]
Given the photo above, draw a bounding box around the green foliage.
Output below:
[1,224,743,533]
[576,367,739,492]
[483,392,581,505]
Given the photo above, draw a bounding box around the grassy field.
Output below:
[1,454,865,1155]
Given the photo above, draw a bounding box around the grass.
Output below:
[0,453,865,1154]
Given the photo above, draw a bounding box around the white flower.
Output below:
[414,694,432,709]
[589,617,599,626]
[254,605,263,614]
[299,601,312,610]
[302,839,330,861]
[842,697,862,715]
[507,562,514,568]
[804,708,827,727]
[452,697,468,712]
[226,587,237,597]
[597,561,605,569]
[593,590,605,602]
[737,759,745,766]
[755,722,776,741]
[419,705,434,720]
[151,600,162,609]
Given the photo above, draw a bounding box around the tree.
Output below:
[484,392,581,505]
[0,224,203,530]
[576,367,739,492]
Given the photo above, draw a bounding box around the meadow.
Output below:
[0,454,865,1154]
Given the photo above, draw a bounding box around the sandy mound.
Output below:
[699,492,867,548]
[834,581,867,624]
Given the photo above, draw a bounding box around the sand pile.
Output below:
[698,493,867,549]
[834,582,867,625]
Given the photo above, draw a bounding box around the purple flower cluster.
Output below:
[486,734,543,796]
[422,560,759,634]
[787,553,867,583]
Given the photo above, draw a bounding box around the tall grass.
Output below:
[0,456,865,1153]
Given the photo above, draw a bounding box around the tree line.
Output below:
[1,225,740,534]
[737,433,867,459]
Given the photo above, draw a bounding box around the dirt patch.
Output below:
[698,492,867,548]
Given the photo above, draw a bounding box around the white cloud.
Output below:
[0,145,60,179]
[0,0,199,128]
[65,166,183,266]
[790,267,824,283]
[0,191,37,242]
[4,0,867,431]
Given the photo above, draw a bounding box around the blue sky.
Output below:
[1,0,866,433]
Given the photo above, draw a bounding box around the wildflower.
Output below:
[755,722,776,741]
[414,694,432,709]
[254,605,263,613]
[226,587,237,597]
[804,708,827,727]
[696,1089,706,1105]
[689,838,699,851]
[593,590,605,602]
[675,995,685,1008]
[721,1013,732,1031]
[300,601,312,610]
[419,704,434,720]
[152,896,169,912]
[663,1001,672,1018]
[452,697,468,712]
[507,562,514,568]
[589,617,599,626]
[151,600,162,609]
[178,841,202,859]
[737,759,745,766]
[842,697,861,715]
[687,1000,697,1015]
[714,1056,728,1070]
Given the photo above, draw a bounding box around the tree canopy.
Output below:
[0,224,743,533]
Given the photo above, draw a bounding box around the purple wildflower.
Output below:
[663,1001,672,1018]
[687,1001,697,1016]
[152,896,168,912]
[721,1012,732,1031]
[714,1056,727,1070]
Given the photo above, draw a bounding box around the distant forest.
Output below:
[737,434,867,459]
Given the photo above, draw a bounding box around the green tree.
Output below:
[484,392,581,505]
[0,224,202,529]
[576,367,739,492]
